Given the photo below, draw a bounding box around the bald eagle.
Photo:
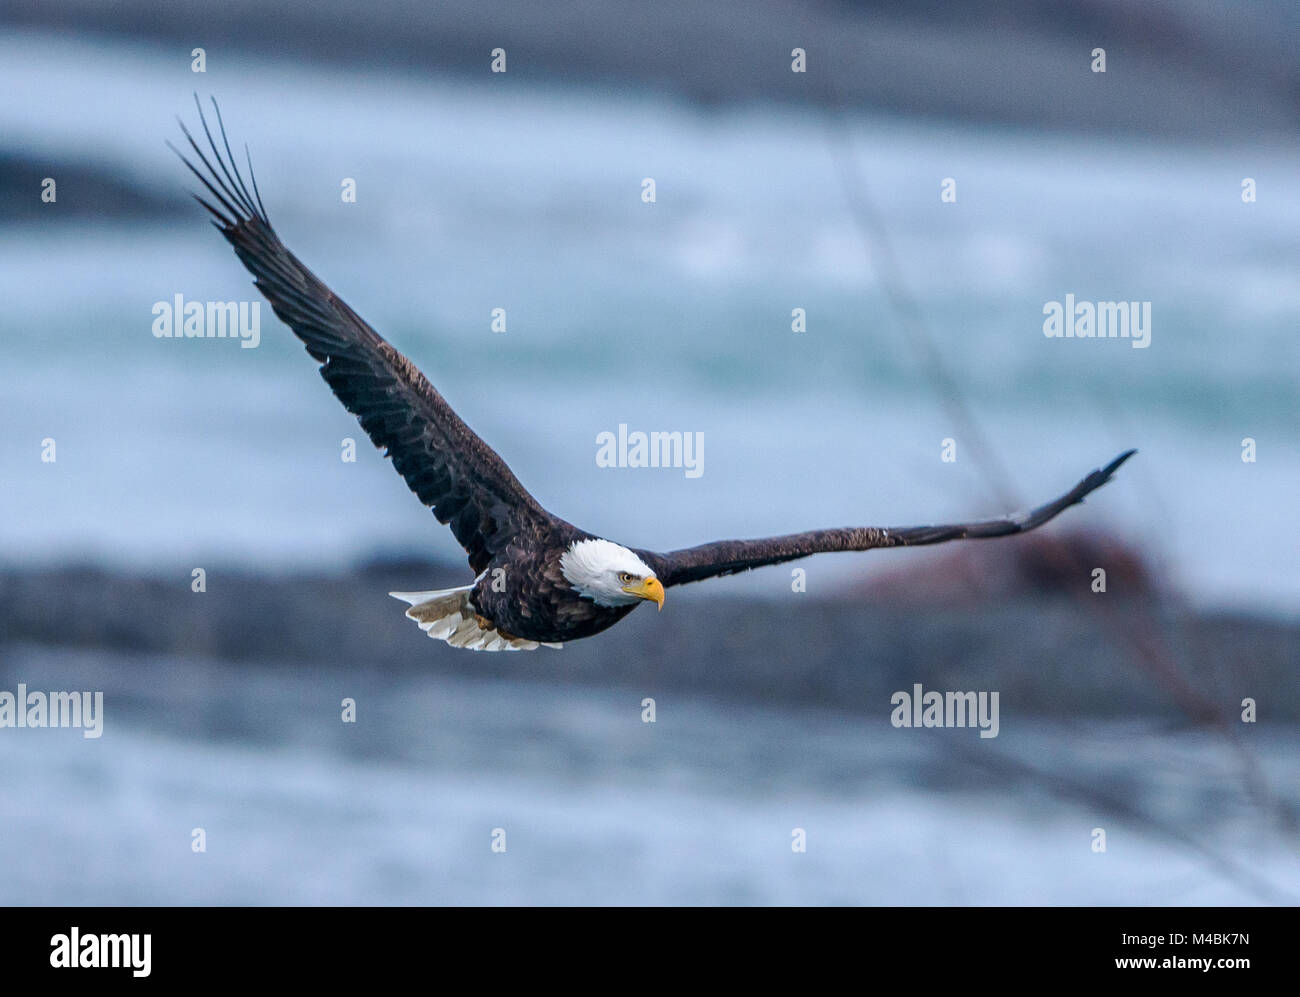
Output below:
[172,100,1134,652]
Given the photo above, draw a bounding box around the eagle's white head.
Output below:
[560,538,664,609]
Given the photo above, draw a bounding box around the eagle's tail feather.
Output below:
[387,586,561,652]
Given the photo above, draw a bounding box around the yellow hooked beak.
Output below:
[623,575,665,611]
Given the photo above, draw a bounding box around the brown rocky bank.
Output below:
[2,531,1294,722]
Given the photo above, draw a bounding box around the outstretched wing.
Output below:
[640,450,1136,588]
[171,97,554,574]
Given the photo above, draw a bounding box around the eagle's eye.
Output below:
[617,571,634,584]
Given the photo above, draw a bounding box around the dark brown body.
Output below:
[469,525,638,643]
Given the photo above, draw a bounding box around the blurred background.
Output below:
[1,0,1297,904]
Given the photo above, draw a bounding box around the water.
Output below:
[1,643,1295,905]
[3,30,1298,905]
[2,30,1298,615]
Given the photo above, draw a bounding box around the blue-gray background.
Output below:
[1,1,1297,905]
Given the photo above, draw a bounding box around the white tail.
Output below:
[388,586,561,652]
